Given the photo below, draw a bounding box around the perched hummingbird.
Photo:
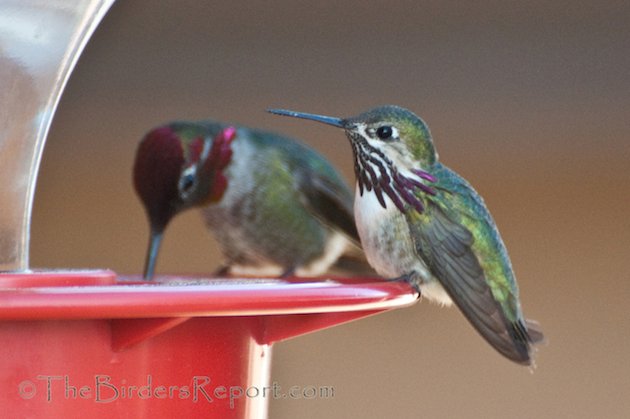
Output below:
[133,120,365,280]
[269,105,543,365]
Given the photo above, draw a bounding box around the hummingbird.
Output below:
[133,120,365,280]
[269,105,543,365]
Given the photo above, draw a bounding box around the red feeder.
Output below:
[0,272,415,417]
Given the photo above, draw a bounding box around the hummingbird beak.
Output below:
[143,227,163,280]
[267,109,344,128]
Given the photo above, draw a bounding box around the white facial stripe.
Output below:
[181,165,196,179]
[180,136,212,198]
[355,141,395,185]
[363,136,417,172]
[199,136,212,162]
[366,159,380,173]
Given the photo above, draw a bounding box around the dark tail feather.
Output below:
[525,319,545,344]
[507,318,545,366]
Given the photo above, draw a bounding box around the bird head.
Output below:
[133,123,236,278]
[268,105,437,214]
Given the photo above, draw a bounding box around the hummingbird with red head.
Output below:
[133,120,364,280]
[269,105,543,365]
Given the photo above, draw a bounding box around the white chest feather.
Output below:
[353,185,417,278]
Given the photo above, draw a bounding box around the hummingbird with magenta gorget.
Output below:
[133,120,364,280]
[269,105,543,365]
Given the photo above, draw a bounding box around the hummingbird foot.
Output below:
[280,266,297,279]
[388,271,422,298]
[214,265,231,277]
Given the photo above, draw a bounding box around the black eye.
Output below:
[376,125,393,140]
[180,173,195,193]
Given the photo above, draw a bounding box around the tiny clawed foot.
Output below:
[280,267,297,278]
[388,271,422,298]
[214,265,231,277]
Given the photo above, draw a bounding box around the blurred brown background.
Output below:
[31,1,629,418]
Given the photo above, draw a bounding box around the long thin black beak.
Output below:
[267,109,344,128]
[143,227,163,280]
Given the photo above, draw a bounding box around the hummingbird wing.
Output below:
[244,127,359,244]
[409,167,541,364]
[299,172,360,244]
[299,172,377,274]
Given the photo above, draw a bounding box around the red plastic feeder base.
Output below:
[0,270,416,418]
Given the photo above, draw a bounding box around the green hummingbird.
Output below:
[269,105,543,365]
[133,120,365,280]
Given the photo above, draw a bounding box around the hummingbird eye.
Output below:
[178,168,197,198]
[376,125,394,140]
[180,174,195,191]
